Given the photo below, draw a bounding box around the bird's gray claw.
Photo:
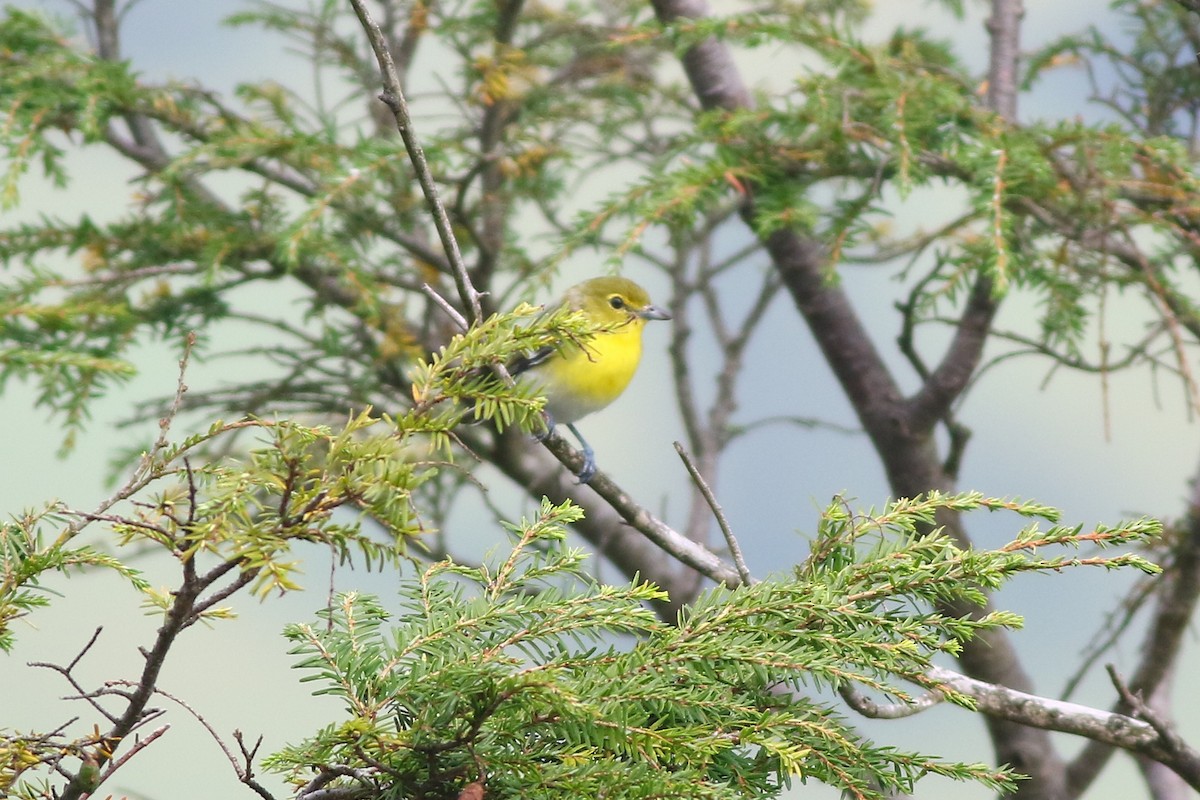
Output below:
[576,458,597,484]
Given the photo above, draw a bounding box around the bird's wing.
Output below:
[508,344,557,376]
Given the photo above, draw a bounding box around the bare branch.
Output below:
[347,0,482,325]
[905,276,998,433]
[92,724,170,791]
[674,441,751,586]
[541,432,742,588]
[1134,678,1192,800]
[649,0,752,112]
[90,0,169,165]
[1102,665,1200,789]
[135,684,277,800]
[483,427,741,619]
[1068,499,1200,793]
[296,764,381,800]
[421,283,470,332]
[927,665,1200,791]
[839,682,944,720]
[28,628,119,725]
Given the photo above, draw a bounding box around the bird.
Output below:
[511,276,671,482]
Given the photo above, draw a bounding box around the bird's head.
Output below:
[566,276,671,328]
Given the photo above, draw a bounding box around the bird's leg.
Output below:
[533,414,596,482]
[565,422,597,483]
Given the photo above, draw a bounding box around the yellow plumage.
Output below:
[514,276,670,480]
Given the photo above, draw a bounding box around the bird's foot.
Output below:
[576,453,597,484]
[571,428,597,483]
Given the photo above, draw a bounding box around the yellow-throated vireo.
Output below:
[512,276,670,482]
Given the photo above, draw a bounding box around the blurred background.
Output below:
[3,1,1198,798]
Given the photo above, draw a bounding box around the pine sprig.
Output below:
[0,406,444,655]
[268,492,1159,799]
[408,303,610,435]
[0,506,149,653]
[271,495,1147,799]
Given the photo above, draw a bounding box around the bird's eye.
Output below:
[609,295,626,310]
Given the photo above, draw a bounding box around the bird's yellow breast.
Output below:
[535,319,645,424]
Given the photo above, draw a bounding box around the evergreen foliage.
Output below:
[263,495,1155,800]
[1,1,1196,798]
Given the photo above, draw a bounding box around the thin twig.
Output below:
[421,282,470,332]
[28,628,120,724]
[136,684,277,800]
[520,431,743,589]
[56,331,195,544]
[673,441,751,585]
[66,626,105,673]
[1106,665,1172,740]
[347,0,482,326]
[92,724,171,794]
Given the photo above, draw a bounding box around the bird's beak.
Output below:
[638,304,671,321]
